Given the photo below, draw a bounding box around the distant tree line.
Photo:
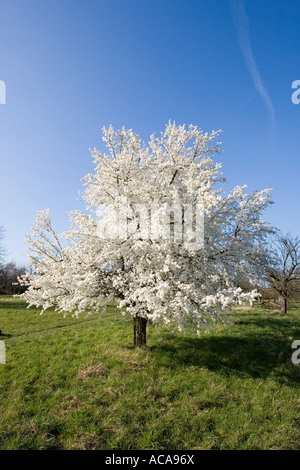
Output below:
[0,225,26,294]
[0,262,27,295]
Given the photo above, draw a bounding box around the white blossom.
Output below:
[18,122,273,336]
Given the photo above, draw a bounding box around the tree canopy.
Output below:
[19,123,273,346]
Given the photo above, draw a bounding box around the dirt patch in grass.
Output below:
[68,432,106,450]
[77,364,110,380]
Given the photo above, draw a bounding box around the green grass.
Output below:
[0,295,299,450]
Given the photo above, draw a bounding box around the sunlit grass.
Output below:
[0,296,299,449]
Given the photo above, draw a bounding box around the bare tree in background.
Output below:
[0,225,6,266]
[266,234,300,314]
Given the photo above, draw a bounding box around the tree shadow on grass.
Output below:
[149,334,300,383]
[234,316,299,331]
[0,299,32,311]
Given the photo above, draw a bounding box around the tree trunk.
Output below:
[280,296,287,314]
[133,316,147,347]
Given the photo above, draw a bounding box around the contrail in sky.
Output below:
[229,0,276,142]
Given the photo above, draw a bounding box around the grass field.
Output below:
[0,295,299,450]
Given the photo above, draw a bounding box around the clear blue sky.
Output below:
[0,0,300,264]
